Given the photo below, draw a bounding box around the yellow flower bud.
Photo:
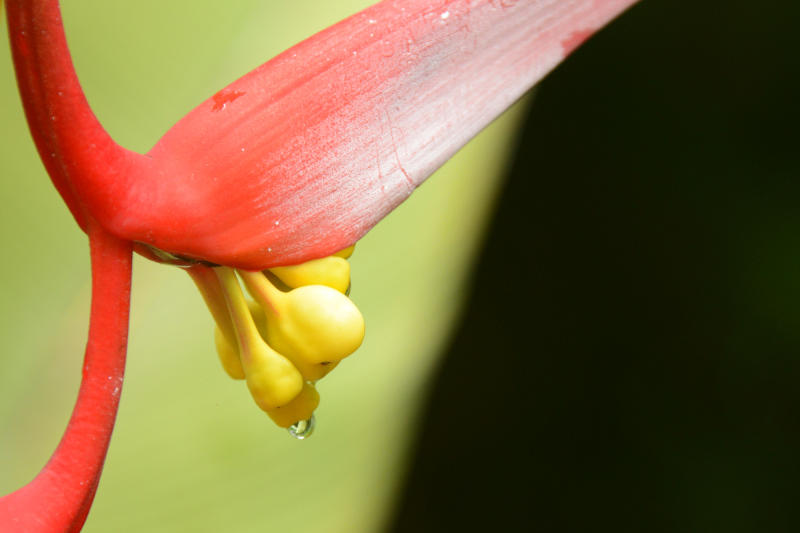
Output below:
[333,244,355,259]
[242,337,304,412]
[267,381,320,428]
[265,285,365,365]
[212,300,265,381]
[280,351,340,383]
[215,267,304,411]
[213,325,245,380]
[248,300,268,340]
[269,256,350,294]
[239,270,365,381]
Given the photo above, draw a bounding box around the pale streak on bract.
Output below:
[108,0,640,270]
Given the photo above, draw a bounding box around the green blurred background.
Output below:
[392,1,800,532]
[2,0,799,532]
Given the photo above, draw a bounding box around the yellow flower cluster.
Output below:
[190,246,363,438]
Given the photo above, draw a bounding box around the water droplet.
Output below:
[287,414,315,439]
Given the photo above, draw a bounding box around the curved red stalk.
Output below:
[0,223,133,532]
[5,0,149,233]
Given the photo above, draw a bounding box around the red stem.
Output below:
[5,0,148,233]
[0,222,134,532]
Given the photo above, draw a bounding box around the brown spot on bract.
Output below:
[211,90,246,112]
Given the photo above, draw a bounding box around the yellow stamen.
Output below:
[188,265,236,346]
[269,256,350,294]
[190,245,364,434]
[239,270,364,380]
[333,244,356,259]
[215,267,303,411]
[211,300,269,380]
[267,382,321,428]
[213,325,245,379]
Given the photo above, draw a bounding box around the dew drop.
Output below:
[287,414,315,439]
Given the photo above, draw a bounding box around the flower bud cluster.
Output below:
[206,246,363,431]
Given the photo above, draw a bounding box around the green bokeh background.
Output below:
[0,1,527,531]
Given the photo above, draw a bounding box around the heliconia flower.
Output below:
[1,0,639,531]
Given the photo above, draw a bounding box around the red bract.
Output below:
[1,0,639,530]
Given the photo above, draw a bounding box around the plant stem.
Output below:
[5,0,148,232]
[187,265,237,347]
[0,222,133,532]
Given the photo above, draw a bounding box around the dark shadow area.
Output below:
[390,0,800,531]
